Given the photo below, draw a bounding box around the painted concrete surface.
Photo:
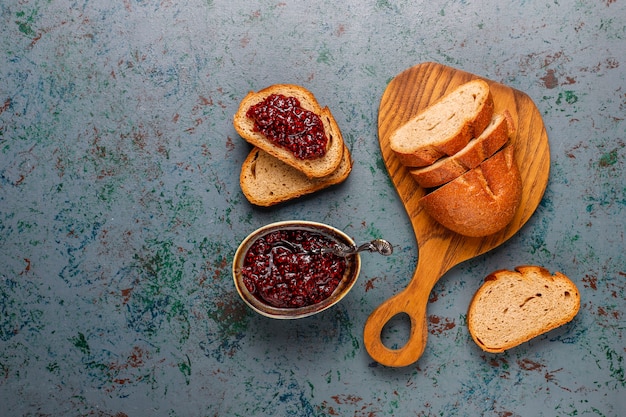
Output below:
[1,0,624,416]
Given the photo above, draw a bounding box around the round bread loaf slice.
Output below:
[409,111,514,188]
[467,266,581,353]
[389,79,495,168]
[419,145,522,237]
[240,145,352,207]
[234,84,345,178]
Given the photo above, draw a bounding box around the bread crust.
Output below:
[390,79,495,167]
[234,84,344,178]
[419,145,522,237]
[467,266,581,353]
[409,111,514,188]
[240,145,352,207]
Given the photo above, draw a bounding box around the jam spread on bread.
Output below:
[241,229,346,308]
[246,94,328,160]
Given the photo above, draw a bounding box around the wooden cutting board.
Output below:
[363,62,551,367]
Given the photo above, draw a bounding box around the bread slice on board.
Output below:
[419,145,522,237]
[389,79,495,167]
[409,111,514,188]
[240,145,352,207]
[467,266,581,353]
[234,84,344,178]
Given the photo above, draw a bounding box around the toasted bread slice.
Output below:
[240,145,352,207]
[468,266,581,353]
[390,79,495,168]
[419,145,522,237]
[234,84,344,178]
[409,111,514,188]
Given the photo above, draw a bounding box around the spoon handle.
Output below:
[327,239,393,257]
[277,239,393,257]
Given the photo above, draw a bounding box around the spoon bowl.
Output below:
[233,220,362,319]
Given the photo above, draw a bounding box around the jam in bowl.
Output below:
[232,221,361,319]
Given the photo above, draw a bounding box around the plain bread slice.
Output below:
[467,266,581,353]
[240,145,352,207]
[410,111,514,188]
[390,79,495,167]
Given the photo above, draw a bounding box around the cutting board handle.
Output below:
[363,252,444,367]
[363,287,428,367]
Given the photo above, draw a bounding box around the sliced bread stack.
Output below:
[234,84,352,206]
[389,79,522,237]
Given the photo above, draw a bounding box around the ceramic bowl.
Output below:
[232,220,361,319]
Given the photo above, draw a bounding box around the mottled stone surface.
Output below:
[1,0,624,416]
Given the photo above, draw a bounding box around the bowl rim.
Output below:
[232,220,362,319]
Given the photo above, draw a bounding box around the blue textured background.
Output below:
[1,0,624,416]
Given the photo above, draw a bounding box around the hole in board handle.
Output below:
[381,312,411,350]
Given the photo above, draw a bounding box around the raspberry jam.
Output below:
[245,94,329,160]
[240,229,347,308]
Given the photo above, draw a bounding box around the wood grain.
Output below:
[363,62,550,367]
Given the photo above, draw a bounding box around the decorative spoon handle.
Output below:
[277,239,393,257]
[326,239,394,257]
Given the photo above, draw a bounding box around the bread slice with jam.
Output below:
[234,84,345,178]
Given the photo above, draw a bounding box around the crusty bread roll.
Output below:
[240,145,352,206]
[409,111,514,188]
[467,266,581,353]
[234,84,344,178]
[419,145,522,237]
[389,79,494,168]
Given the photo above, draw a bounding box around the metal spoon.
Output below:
[277,238,393,257]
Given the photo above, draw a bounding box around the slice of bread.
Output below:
[419,145,522,237]
[467,266,581,353]
[389,79,495,167]
[240,145,352,207]
[409,111,514,188]
[234,84,344,178]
